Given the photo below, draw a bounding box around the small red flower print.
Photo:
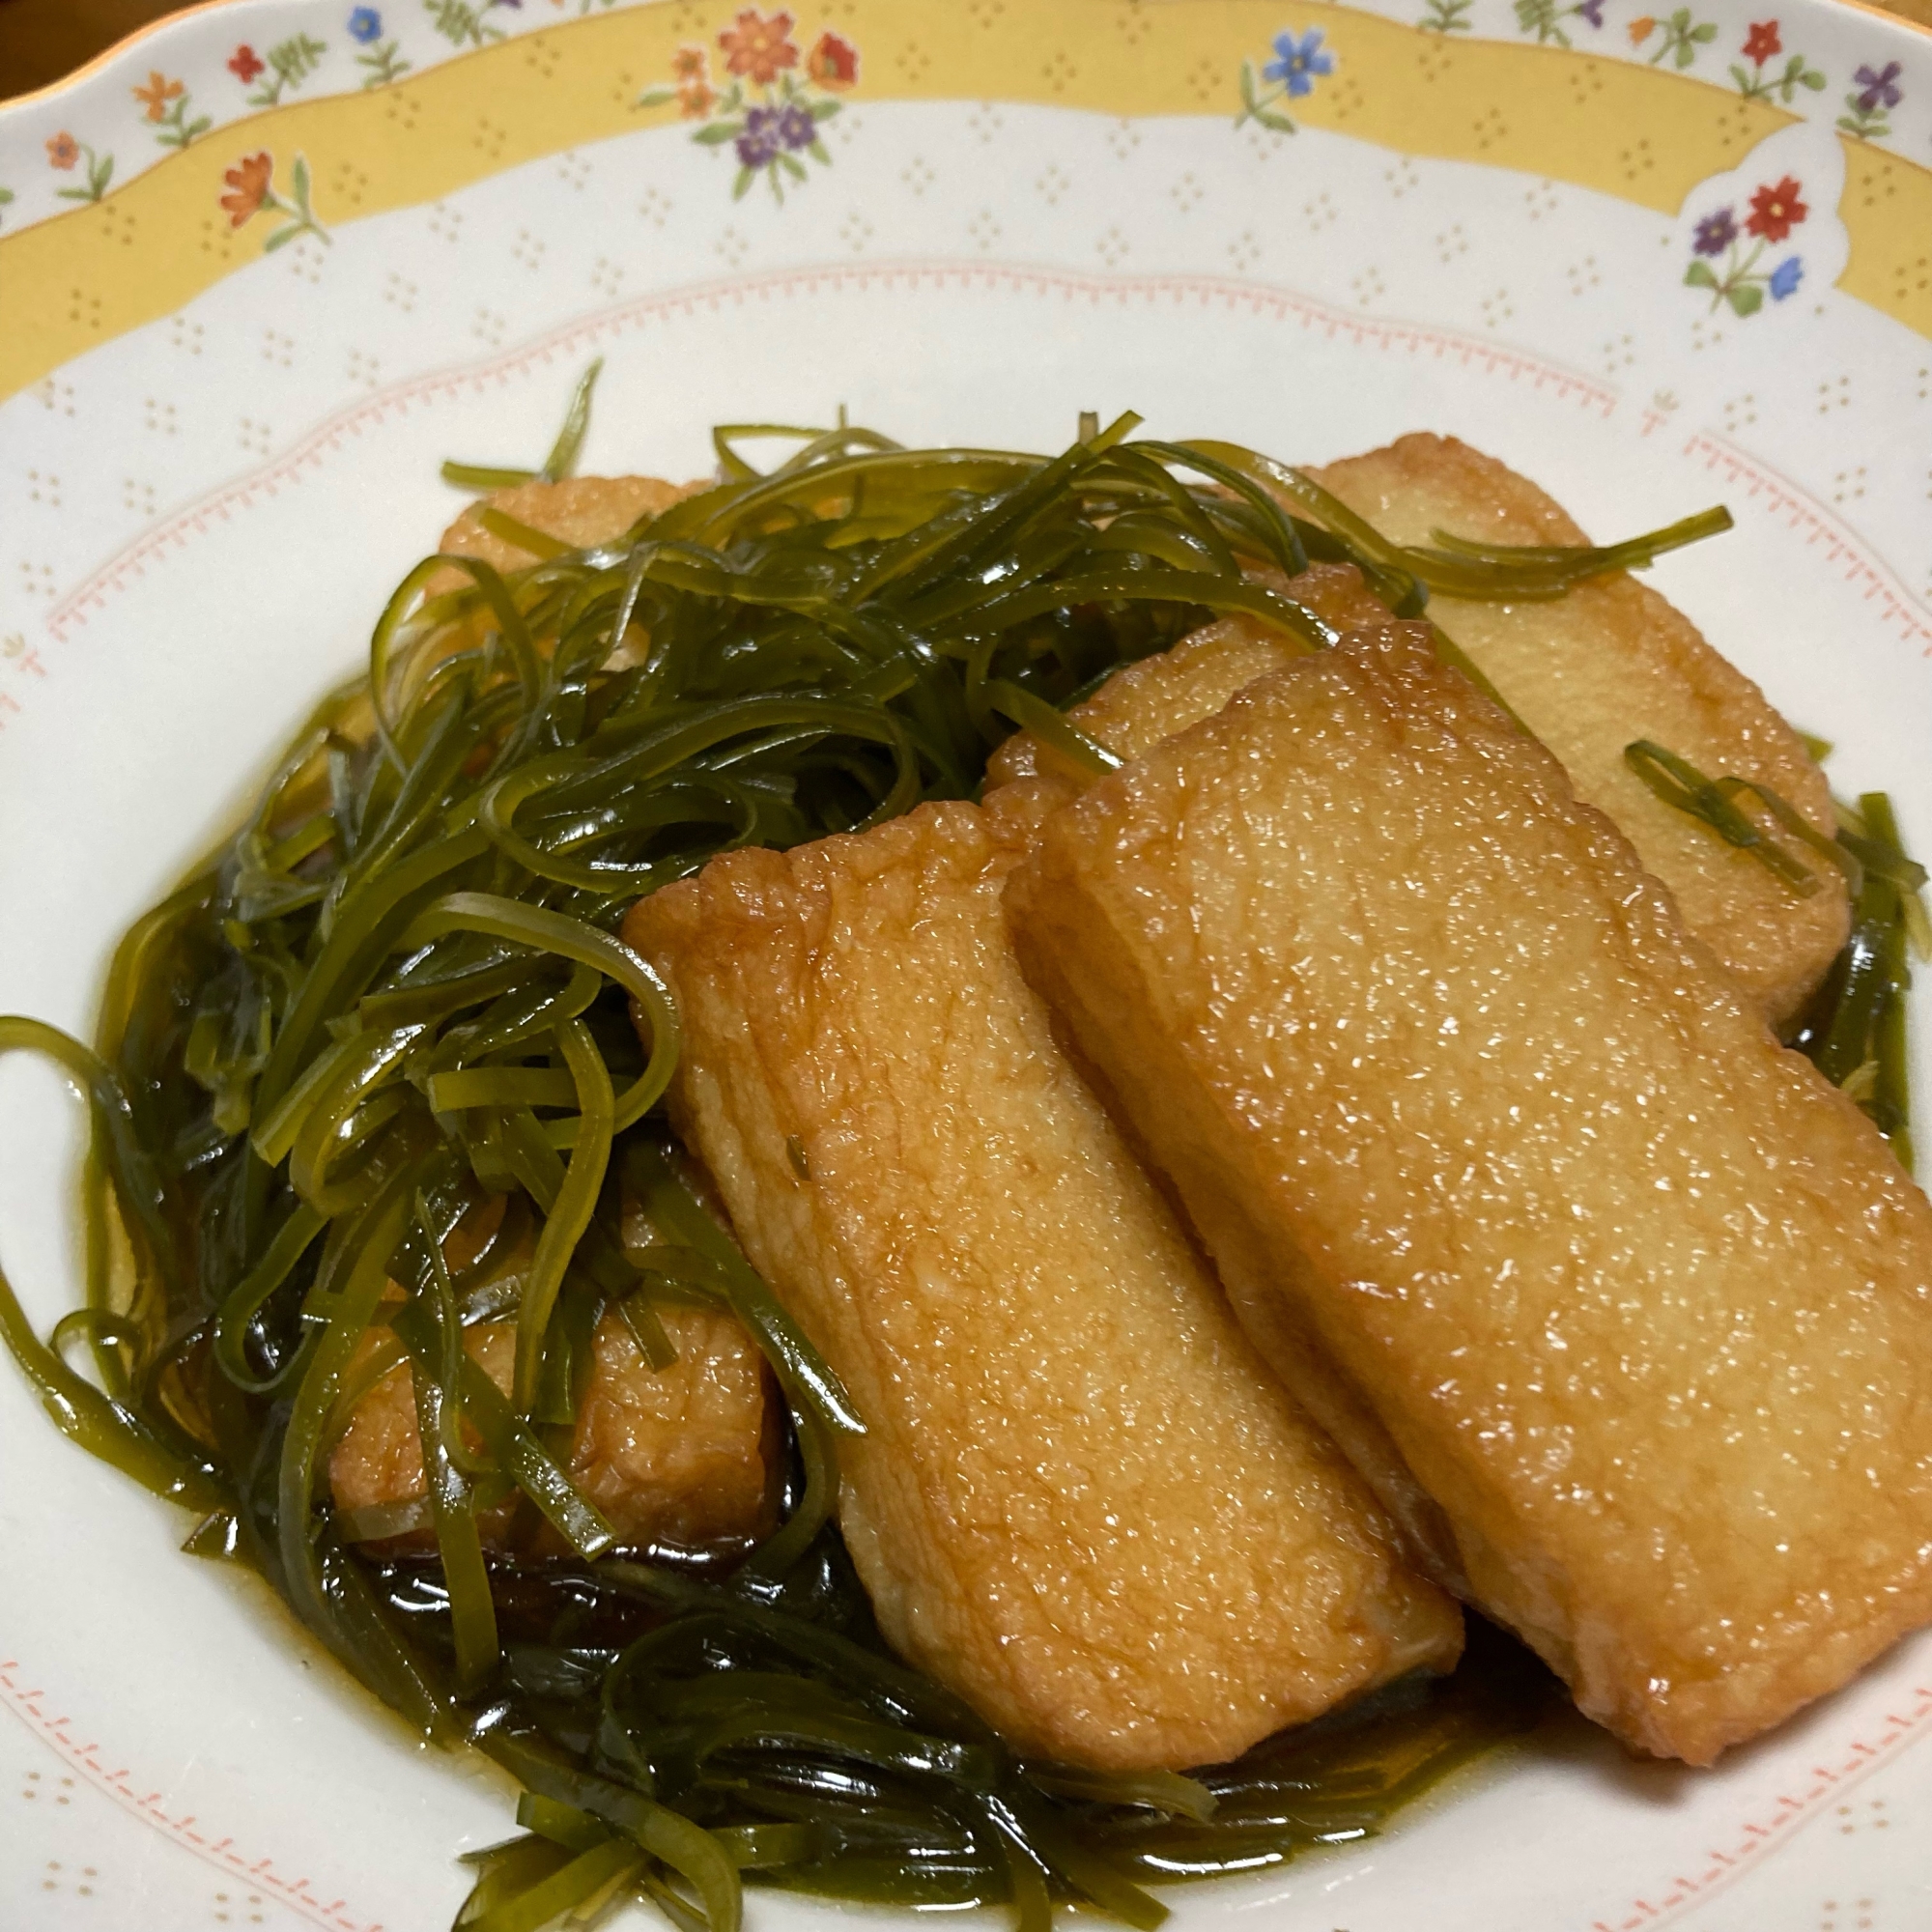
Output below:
[132,71,185,122]
[1627,14,1655,42]
[1746,175,1806,242]
[670,44,708,83]
[806,30,859,89]
[228,44,266,84]
[221,151,273,227]
[678,78,718,118]
[719,9,798,85]
[45,131,80,170]
[1742,19,1780,62]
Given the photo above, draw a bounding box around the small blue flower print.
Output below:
[348,7,382,40]
[1768,256,1803,299]
[1692,207,1737,255]
[1262,28,1335,98]
[776,102,816,152]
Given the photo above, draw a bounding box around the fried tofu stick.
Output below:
[1312,435,1846,1024]
[1007,623,1932,1767]
[328,1305,774,1552]
[988,438,1845,1026]
[326,476,777,1555]
[623,791,1461,1772]
[434,474,699,581]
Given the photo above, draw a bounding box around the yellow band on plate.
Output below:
[0,0,1924,402]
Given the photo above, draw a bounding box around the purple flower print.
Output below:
[776,101,816,151]
[1692,207,1737,255]
[1577,0,1605,26]
[1853,61,1903,112]
[735,104,782,168]
[1769,256,1803,299]
[656,10,852,206]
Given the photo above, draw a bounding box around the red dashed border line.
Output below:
[0,1659,384,1932]
[1591,1681,1932,1931]
[1676,430,1932,658]
[10,1634,1932,1932]
[44,260,1618,643]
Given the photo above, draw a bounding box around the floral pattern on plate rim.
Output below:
[1236,25,1340,131]
[0,0,1918,242]
[1730,17,1826,101]
[219,149,332,251]
[130,70,213,151]
[1685,166,1809,314]
[637,8,859,202]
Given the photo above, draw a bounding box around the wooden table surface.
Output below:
[0,0,1924,101]
[1,1,193,100]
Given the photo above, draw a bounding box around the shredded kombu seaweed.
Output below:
[1623,741,1928,1167]
[0,389,1892,1931]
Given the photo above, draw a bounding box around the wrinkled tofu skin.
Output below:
[1007,624,1932,1768]
[1311,435,1846,1025]
[624,794,1461,1772]
[328,1306,772,1551]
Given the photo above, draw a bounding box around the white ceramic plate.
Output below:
[3,0,1931,1926]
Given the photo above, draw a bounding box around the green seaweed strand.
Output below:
[1627,741,1925,1165]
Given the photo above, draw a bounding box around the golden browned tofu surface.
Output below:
[624,793,1461,1771]
[436,474,696,575]
[983,560,1393,797]
[328,1305,772,1551]
[1007,623,1932,1767]
[1311,435,1846,1025]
